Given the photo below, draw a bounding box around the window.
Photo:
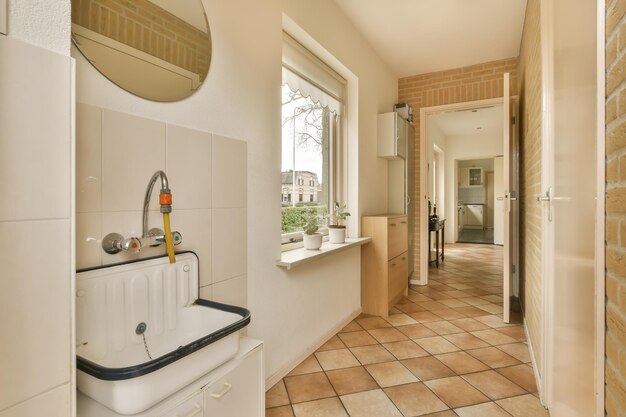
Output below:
[281,32,346,248]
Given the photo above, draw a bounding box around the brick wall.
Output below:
[605,0,626,414]
[516,0,543,374]
[398,58,518,284]
[72,0,211,80]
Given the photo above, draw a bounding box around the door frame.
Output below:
[417,97,506,286]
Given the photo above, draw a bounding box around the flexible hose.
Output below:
[162,212,176,264]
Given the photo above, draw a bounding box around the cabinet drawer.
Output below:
[388,252,408,303]
[388,217,408,259]
[160,392,203,417]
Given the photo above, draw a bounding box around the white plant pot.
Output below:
[329,227,346,244]
[302,233,323,250]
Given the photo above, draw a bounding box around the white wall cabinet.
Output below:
[378,112,407,159]
[459,167,484,188]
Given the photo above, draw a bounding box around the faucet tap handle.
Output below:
[102,233,142,254]
[121,237,142,253]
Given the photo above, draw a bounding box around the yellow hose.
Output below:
[162,212,176,264]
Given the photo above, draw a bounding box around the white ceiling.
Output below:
[430,104,503,137]
[333,0,527,77]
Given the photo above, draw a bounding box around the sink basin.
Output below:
[75,253,250,415]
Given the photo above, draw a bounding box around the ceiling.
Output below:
[429,104,503,137]
[333,0,527,77]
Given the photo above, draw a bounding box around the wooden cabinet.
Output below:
[361,214,409,317]
[377,112,407,159]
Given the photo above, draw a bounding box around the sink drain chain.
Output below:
[136,322,153,360]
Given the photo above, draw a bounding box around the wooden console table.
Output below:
[429,219,445,268]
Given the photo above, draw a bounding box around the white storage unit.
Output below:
[377,112,407,159]
[465,204,485,228]
[459,167,484,188]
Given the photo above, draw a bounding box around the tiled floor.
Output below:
[457,229,495,244]
[265,243,549,417]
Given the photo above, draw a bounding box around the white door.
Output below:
[494,156,504,245]
[502,73,511,324]
[539,0,598,414]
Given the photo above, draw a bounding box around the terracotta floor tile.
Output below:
[266,380,291,408]
[425,376,490,408]
[466,347,521,369]
[440,290,472,298]
[266,405,295,417]
[407,292,434,302]
[417,300,450,310]
[382,340,429,360]
[292,397,348,417]
[384,382,449,416]
[317,335,346,352]
[435,351,490,374]
[401,356,456,381]
[481,295,504,303]
[476,304,505,315]
[462,370,527,400]
[288,355,323,376]
[470,329,518,346]
[475,314,512,328]
[497,343,531,363]
[424,320,465,335]
[326,366,379,395]
[454,306,493,317]
[368,327,409,343]
[431,308,467,320]
[409,311,445,322]
[284,372,336,404]
[384,313,419,326]
[454,402,512,417]
[365,361,419,387]
[339,320,363,333]
[340,389,403,417]
[444,333,490,350]
[395,302,427,313]
[439,298,471,308]
[447,283,474,290]
[397,323,438,339]
[449,317,491,331]
[356,316,392,330]
[415,336,462,354]
[496,365,538,392]
[349,345,396,365]
[496,393,550,417]
[315,349,360,371]
[496,325,527,341]
[458,296,492,306]
[420,411,459,417]
[337,330,378,347]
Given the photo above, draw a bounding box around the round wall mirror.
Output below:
[71,0,212,102]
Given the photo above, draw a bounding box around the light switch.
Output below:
[0,0,6,35]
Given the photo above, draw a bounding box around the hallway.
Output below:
[265,244,548,417]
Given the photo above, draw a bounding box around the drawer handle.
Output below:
[176,404,201,417]
[210,382,233,399]
[389,223,397,227]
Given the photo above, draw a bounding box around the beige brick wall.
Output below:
[516,0,543,373]
[72,0,211,80]
[606,0,626,415]
[398,59,518,287]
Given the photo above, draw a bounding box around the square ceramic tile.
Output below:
[317,336,346,352]
[266,380,290,408]
[340,389,403,417]
[496,365,537,392]
[424,320,465,335]
[496,393,549,417]
[408,311,443,322]
[102,110,166,211]
[284,373,335,404]
[76,212,102,269]
[326,366,378,395]
[315,349,360,371]
[292,397,348,417]
[340,321,363,333]
[349,345,396,365]
[199,285,213,300]
[415,336,461,355]
[449,318,490,332]
[395,302,426,313]
[0,384,71,417]
[170,209,212,287]
[384,313,418,326]
[382,340,429,360]
[443,333,490,350]
[439,298,470,308]
[435,352,489,375]
[266,405,295,417]
[288,355,322,376]
[368,328,409,343]
[476,304,504,315]
[431,308,467,320]
[212,275,247,307]
[365,361,418,387]
[424,376,489,409]
[212,135,247,208]
[76,103,102,213]
[166,124,212,209]
[401,357,456,381]
[461,370,526,400]
[454,306,492,317]
[384,383,448,416]
[356,317,392,330]
[0,41,71,223]
[496,326,527,341]
[212,208,246,282]
[475,314,510,328]
[338,331,378,347]
[397,323,437,339]
[454,402,512,417]
[497,343,531,363]
[466,347,521,369]
[470,329,517,346]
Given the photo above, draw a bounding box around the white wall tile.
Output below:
[0,220,71,411]
[166,125,212,210]
[76,212,103,269]
[212,136,247,208]
[212,208,247,283]
[213,275,247,307]
[0,384,71,417]
[170,209,212,287]
[102,110,165,212]
[76,103,102,213]
[101,210,166,265]
[0,36,71,222]
[199,285,213,301]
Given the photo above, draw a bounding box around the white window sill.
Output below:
[276,237,372,270]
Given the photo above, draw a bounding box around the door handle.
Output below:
[536,187,553,222]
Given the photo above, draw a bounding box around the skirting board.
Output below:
[524,318,545,406]
[265,307,362,390]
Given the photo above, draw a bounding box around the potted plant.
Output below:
[302,215,323,250]
[329,203,351,244]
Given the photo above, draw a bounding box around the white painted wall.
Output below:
[74,0,397,384]
[7,0,70,55]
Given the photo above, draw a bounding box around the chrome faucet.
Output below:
[143,170,171,238]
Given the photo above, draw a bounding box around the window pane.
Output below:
[281,83,332,235]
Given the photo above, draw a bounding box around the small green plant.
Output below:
[303,214,320,235]
[331,203,351,227]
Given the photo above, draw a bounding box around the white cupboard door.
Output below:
[161,393,203,417]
